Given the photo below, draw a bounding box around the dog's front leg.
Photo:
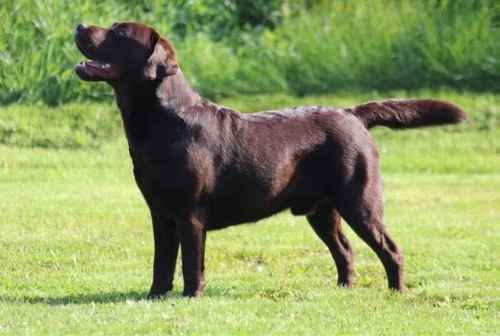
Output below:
[178,215,206,297]
[148,214,179,299]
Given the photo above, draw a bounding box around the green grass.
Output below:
[0,103,120,149]
[0,92,499,334]
[1,0,499,104]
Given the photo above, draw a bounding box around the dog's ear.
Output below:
[143,33,179,80]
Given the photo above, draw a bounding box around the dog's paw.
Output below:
[182,289,204,298]
[147,291,167,300]
[147,284,173,300]
[182,282,205,298]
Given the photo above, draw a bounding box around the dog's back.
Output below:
[172,102,375,228]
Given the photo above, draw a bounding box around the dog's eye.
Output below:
[115,30,127,37]
[110,29,127,39]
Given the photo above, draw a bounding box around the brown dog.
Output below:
[74,22,466,298]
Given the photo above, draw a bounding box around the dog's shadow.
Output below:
[1,287,235,305]
[1,290,150,305]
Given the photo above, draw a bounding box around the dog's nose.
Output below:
[75,23,87,33]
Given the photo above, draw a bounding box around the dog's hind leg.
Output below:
[336,157,405,291]
[307,202,354,287]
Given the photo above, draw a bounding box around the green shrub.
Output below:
[0,0,498,105]
[260,0,500,94]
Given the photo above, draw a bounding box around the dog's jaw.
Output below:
[75,60,121,81]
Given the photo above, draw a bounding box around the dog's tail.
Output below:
[346,99,466,129]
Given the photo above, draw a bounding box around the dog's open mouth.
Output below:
[75,60,121,81]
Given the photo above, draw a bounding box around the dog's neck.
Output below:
[113,68,201,148]
[156,69,201,111]
[114,68,200,116]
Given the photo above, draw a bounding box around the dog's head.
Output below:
[74,22,178,82]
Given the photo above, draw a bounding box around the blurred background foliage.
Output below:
[0,0,499,105]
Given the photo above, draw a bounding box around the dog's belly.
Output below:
[207,199,287,229]
[205,172,327,229]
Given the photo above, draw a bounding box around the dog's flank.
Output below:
[74,22,466,298]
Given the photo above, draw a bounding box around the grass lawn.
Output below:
[0,93,499,335]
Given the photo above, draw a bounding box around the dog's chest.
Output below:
[130,140,215,203]
[131,156,198,215]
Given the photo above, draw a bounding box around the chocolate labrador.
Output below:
[74,22,466,298]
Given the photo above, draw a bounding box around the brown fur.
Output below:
[74,22,466,298]
[349,99,466,129]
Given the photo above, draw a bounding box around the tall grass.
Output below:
[0,0,498,105]
[272,0,500,95]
